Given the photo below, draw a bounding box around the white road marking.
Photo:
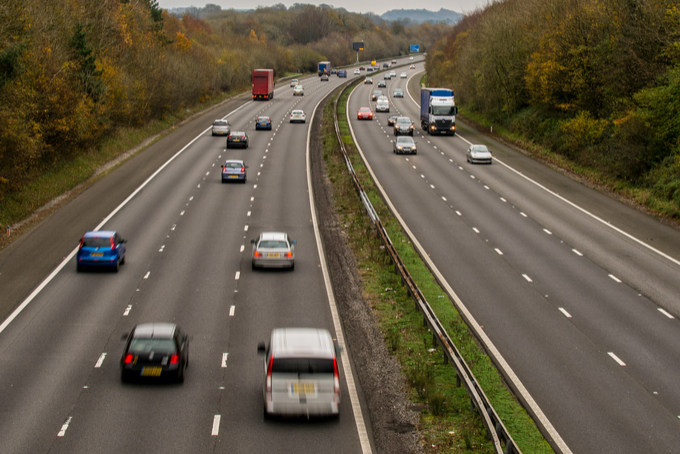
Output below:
[57,416,72,437]
[522,274,533,283]
[558,307,572,318]
[430,184,435,189]
[180,210,185,216]
[247,211,251,217]
[484,185,490,190]
[123,305,132,316]
[229,305,235,317]
[211,415,221,436]
[144,271,150,279]
[473,227,480,234]
[520,212,527,217]
[609,274,622,283]
[500,197,507,202]
[235,271,240,280]
[441,196,447,202]
[658,308,675,319]
[455,210,462,216]
[244,225,249,232]
[572,249,583,256]
[94,353,107,368]
[495,248,503,255]
[608,352,626,366]
[189,196,194,201]
[239,245,244,253]
[158,245,165,252]
[543,228,552,235]
[171,224,176,231]
[221,353,228,368]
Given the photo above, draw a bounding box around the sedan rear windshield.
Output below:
[214,121,228,126]
[224,162,242,168]
[272,358,334,374]
[258,240,288,249]
[129,338,176,354]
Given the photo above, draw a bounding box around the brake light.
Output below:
[110,237,115,250]
[333,357,340,396]
[254,251,261,258]
[124,354,134,364]
[266,355,273,395]
[79,238,84,249]
[285,252,293,258]
[170,354,179,365]
[240,166,245,173]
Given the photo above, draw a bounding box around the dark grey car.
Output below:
[394,116,414,136]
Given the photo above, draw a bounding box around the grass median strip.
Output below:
[323,83,552,453]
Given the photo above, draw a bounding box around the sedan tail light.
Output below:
[285,252,293,258]
[170,354,179,365]
[333,357,340,397]
[124,354,134,364]
[240,166,245,173]
[110,237,115,250]
[266,355,273,396]
[253,251,261,258]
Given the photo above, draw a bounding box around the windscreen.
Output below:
[129,338,176,354]
[259,240,288,249]
[82,237,111,248]
[432,105,455,116]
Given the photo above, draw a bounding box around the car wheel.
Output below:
[113,261,119,273]
[120,255,126,265]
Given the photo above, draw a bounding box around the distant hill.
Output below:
[380,8,463,25]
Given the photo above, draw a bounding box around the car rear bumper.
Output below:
[222,174,246,182]
[252,258,294,268]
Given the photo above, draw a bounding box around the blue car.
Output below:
[255,116,272,130]
[77,230,127,272]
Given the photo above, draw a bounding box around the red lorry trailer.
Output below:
[252,69,274,100]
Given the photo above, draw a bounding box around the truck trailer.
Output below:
[252,69,275,100]
[420,88,457,135]
[318,61,331,76]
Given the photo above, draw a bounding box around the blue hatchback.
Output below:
[256,116,272,130]
[77,230,127,272]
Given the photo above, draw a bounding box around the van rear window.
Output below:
[272,358,333,374]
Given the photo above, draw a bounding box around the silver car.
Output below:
[211,119,230,136]
[393,136,417,155]
[258,327,340,418]
[251,232,296,270]
[467,144,493,164]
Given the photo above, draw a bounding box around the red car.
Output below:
[357,107,373,120]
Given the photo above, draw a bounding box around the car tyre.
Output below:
[121,255,126,265]
[113,261,119,273]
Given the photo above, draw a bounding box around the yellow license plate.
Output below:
[141,367,162,377]
[267,253,280,258]
[91,253,103,257]
[291,383,315,395]
[229,175,238,178]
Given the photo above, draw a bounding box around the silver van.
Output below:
[258,328,340,418]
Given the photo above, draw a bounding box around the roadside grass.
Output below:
[324,83,552,452]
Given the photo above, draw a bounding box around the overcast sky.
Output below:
[157,0,490,16]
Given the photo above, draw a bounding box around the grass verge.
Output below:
[323,82,553,452]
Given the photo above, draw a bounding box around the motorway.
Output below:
[347,64,680,453]
[0,65,380,453]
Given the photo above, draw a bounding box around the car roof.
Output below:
[132,323,177,339]
[84,230,116,238]
[269,328,334,359]
[259,232,288,241]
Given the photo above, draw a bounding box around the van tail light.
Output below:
[333,357,340,396]
[170,354,179,365]
[124,354,134,364]
[266,355,273,396]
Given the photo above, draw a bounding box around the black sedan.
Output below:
[227,131,248,149]
[120,323,189,383]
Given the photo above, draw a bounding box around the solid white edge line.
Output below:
[657,307,674,319]
[308,93,372,454]
[375,84,573,453]
[0,100,253,336]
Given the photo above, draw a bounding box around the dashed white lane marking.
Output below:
[244,225,249,232]
[189,196,194,201]
[144,271,150,279]
[158,245,165,253]
[57,416,72,437]
[229,305,235,317]
[211,415,221,436]
[658,308,675,319]
[123,305,132,316]
[572,249,583,256]
[221,353,228,368]
[608,274,622,283]
[520,212,527,217]
[558,307,572,318]
[239,245,244,253]
[472,227,480,234]
[455,210,462,216]
[94,353,107,368]
[441,196,447,202]
[429,184,435,189]
[608,352,626,366]
[180,210,185,216]
[205,171,210,176]
[522,274,533,283]
[500,197,507,202]
[495,248,503,255]
[171,224,176,231]
[250,196,254,202]
[543,228,553,235]
[235,271,240,280]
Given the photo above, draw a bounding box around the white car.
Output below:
[389,71,396,78]
[353,68,361,75]
[211,119,230,136]
[466,144,493,164]
[250,232,296,270]
[289,78,298,87]
[293,85,304,96]
[375,97,390,113]
[400,72,407,78]
[290,109,306,123]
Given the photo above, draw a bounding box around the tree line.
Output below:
[0,0,447,210]
[426,0,680,219]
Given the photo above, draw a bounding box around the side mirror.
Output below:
[257,342,266,354]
